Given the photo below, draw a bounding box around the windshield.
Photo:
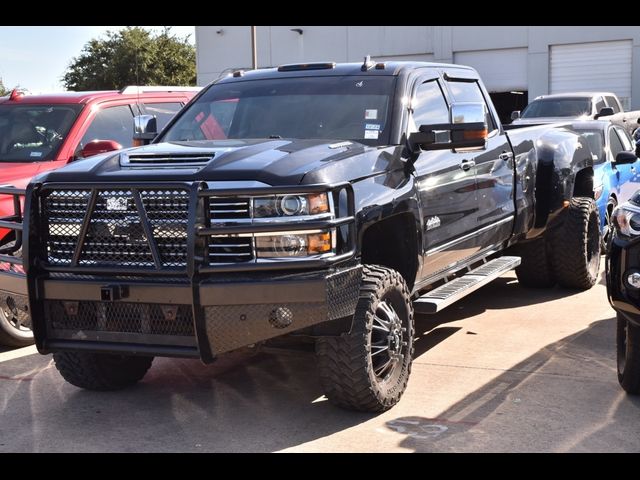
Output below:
[0,104,82,162]
[573,128,605,164]
[521,98,591,118]
[161,76,396,145]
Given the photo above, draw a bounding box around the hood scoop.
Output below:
[120,152,215,168]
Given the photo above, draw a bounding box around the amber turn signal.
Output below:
[308,193,330,215]
[308,232,332,253]
[462,128,488,141]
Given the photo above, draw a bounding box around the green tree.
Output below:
[0,78,20,96]
[62,26,196,91]
[0,78,9,96]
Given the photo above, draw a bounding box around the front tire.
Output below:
[53,351,153,391]
[617,313,640,394]
[316,265,414,412]
[550,197,601,289]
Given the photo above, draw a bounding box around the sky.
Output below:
[0,26,195,93]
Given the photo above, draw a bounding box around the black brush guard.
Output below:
[0,181,361,362]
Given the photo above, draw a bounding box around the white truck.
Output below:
[511,91,640,137]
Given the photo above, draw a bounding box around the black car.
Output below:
[606,191,640,393]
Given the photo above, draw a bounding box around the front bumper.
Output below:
[33,266,361,361]
[607,233,640,328]
[0,181,360,362]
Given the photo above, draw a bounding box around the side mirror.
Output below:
[511,110,521,121]
[133,115,158,146]
[80,139,122,158]
[615,151,637,165]
[595,107,615,119]
[409,102,488,152]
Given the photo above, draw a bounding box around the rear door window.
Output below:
[142,102,183,131]
[614,126,633,151]
[445,80,497,132]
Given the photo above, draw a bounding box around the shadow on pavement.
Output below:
[0,346,378,452]
[416,275,585,326]
[0,267,619,452]
[385,316,640,452]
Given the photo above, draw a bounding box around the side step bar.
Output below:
[413,256,521,314]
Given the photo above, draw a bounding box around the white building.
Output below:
[195,26,640,122]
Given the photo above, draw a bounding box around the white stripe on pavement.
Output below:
[0,345,38,363]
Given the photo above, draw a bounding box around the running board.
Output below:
[413,256,521,314]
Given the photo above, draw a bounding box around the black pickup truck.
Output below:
[0,60,601,412]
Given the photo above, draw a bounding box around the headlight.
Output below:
[255,231,334,257]
[611,205,640,237]
[253,193,329,217]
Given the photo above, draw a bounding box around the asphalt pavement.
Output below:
[1,264,638,452]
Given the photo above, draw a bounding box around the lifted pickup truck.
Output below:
[0,60,600,412]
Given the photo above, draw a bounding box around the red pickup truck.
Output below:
[0,86,199,346]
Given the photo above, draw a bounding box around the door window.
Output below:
[609,126,626,159]
[605,96,621,113]
[80,105,135,148]
[411,80,449,131]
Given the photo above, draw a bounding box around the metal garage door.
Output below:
[454,48,527,92]
[550,40,632,110]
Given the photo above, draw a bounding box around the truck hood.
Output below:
[0,161,45,189]
[37,139,403,186]
[512,116,590,125]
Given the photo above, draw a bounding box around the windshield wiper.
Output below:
[268,135,282,139]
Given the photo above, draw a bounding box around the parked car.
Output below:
[570,121,640,249]
[0,60,600,411]
[0,85,200,347]
[606,191,640,393]
[511,92,640,137]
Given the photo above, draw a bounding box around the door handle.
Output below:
[498,151,513,161]
[460,159,476,171]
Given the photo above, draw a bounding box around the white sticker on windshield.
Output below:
[364,130,379,139]
[365,123,380,131]
[365,109,378,120]
[30,152,42,157]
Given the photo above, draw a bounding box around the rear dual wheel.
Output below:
[516,197,601,290]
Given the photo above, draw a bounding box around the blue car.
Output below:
[571,121,640,248]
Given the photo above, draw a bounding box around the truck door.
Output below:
[611,125,640,203]
[410,77,480,277]
[443,77,515,248]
